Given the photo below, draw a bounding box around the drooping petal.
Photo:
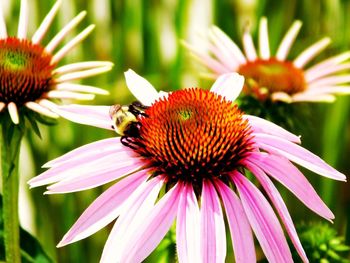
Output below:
[25,102,59,119]
[45,159,145,194]
[246,152,333,220]
[52,105,113,130]
[259,17,270,59]
[210,26,246,64]
[44,142,128,172]
[8,102,19,124]
[176,183,201,263]
[308,75,350,89]
[57,169,149,247]
[305,63,350,82]
[101,177,163,263]
[210,73,245,102]
[243,115,301,143]
[291,93,336,103]
[304,51,350,78]
[293,37,331,68]
[200,180,226,263]
[215,180,256,263]
[253,133,346,181]
[304,86,350,95]
[232,171,293,263]
[246,161,309,262]
[206,29,238,70]
[30,147,139,188]
[119,182,182,262]
[124,69,161,106]
[270,92,292,103]
[182,41,231,74]
[42,137,122,168]
[276,20,302,61]
[0,102,5,112]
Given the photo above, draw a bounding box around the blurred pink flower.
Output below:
[0,0,112,124]
[184,17,350,103]
[29,71,346,263]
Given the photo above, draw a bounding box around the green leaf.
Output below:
[0,195,53,263]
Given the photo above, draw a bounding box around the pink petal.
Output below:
[303,86,350,95]
[246,161,309,262]
[124,69,161,106]
[120,182,182,262]
[215,180,256,263]
[45,146,136,177]
[46,160,145,194]
[291,93,336,103]
[57,170,149,247]
[32,149,141,189]
[244,114,301,143]
[305,63,350,82]
[200,180,226,263]
[242,29,257,61]
[253,133,346,181]
[304,51,350,79]
[210,73,245,102]
[271,92,292,103]
[176,183,201,263]
[54,105,113,130]
[308,75,350,89]
[276,20,302,61]
[206,41,238,71]
[250,153,334,220]
[210,26,246,64]
[183,40,230,74]
[101,177,163,263]
[293,37,331,68]
[42,137,123,168]
[246,152,333,221]
[232,171,293,263]
[259,17,270,59]
[43,144,131,174]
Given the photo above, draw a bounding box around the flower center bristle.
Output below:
[0,37,55,106]
[129,88,254,185]
[4,51,27,70]
[238,58,306,100]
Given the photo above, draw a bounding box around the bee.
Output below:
[109,101,148,148]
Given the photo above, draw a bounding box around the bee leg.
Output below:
[131,101,149,110]
[121,136,138,150]
[121,136,132,148]
[129,102,149,117]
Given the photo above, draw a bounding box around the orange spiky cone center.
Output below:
[0,37,55,106]
[130,88,254,185]
[238,58,306,100]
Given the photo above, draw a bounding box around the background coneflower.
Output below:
[0,1,112,262]
[184,18,350,129]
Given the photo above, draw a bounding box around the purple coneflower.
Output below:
[0,0,112,125]
[184,17,350,103]
[29,70,346,263]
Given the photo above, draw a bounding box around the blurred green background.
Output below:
[2,0,350,262]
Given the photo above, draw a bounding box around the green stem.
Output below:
[1,121,25,263]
